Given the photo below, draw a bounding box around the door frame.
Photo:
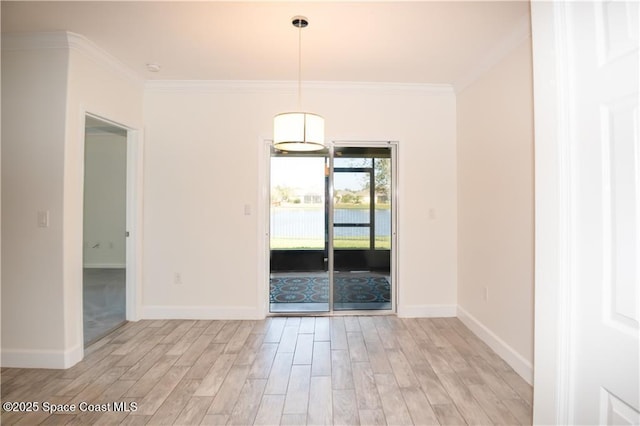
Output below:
[80,112,143,346]
[532,1,639,422]
[260,139,398,315]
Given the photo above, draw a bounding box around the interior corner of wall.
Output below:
[457,305,533,384]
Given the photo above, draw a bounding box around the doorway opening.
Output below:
[82,116,128,346]
[268,142,397,314]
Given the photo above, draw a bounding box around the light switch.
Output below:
[37,210,50,228]
[244,204,252,216]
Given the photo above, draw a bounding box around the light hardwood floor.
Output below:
[1,316,532,425]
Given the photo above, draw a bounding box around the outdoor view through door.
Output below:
[269,144,393,313]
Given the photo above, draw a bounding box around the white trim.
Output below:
[1,31,70,50]
[531,1,576,423]
[2,31,142,86]
[83,263,126,269]
[457,306,533,385]
[397,304,457,318]
[257,139,272,319]
[66,32,142,85]
[126,128,144,322]
[552,3,578,423]
[1,344,82,369]
[141,306,265,321]
[145,79,454,94]
[454,14,532,93]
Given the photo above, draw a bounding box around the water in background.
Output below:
[271,208,391,239]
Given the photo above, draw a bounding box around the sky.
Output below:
[271,157,366,191]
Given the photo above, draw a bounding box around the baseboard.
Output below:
[457,306,533,385]
[397,304,457,318]
[1,344,83,369]
[141,305,266,320]
[83,263,126,269]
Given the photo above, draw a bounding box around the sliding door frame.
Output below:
[261,139,398,316]
[330,141,398,315]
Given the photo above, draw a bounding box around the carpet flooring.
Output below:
[83,268,126,346]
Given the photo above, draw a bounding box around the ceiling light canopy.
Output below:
[273,16,325,152]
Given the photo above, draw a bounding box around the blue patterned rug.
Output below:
[270,276,390,304]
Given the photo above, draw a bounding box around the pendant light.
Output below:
[273,16,325,152]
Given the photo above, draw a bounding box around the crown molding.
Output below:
[66,32,143,85]
[2,31,71,51]
[145,79,454,95]
[2,31,143,86]
[453,13,532,93]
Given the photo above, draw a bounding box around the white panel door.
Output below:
[567,1,639,423]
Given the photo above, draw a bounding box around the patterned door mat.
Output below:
[270,276,390,304]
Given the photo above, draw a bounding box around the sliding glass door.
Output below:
[269,142,395,313]
[332,147,392,311]
[269,148,330,312]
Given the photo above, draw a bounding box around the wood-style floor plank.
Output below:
[330,317,348,350]
[432,402,468,425]
[205,364,251,415]
[358,408,386,425]
[332,388,359,426]
[1,317,533,425]
[307,375,333,425]
[247,343,278,379]
[292,333,314,365]
[468,384,522,425]
[129,365,189,416]
[400,386,440,425]
[331,349,354,391]
[264,352,294,395]
[311,341,332,377]
[347,332,368,363]
[502,397,534,425]
[193,353,237,397]
[352,362,382,410]
[227,378,266,425]
[282,364,311,414]
[124,354,179,398]
[278,324,300,353]
[314,317,331,342]
[172,395,212,425]
[253,394,285,425]
[145,378,200,424]
[374,373,413,425]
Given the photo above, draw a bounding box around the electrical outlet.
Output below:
[174,273,182,285]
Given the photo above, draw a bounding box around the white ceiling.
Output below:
[1,1,531,85]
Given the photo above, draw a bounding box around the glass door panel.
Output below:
[269,148,330,313]
[332,147,392,311]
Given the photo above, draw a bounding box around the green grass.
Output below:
[270,236,391,250]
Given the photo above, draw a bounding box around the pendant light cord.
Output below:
[297,22,302,111]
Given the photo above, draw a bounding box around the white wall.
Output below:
[456,39,534,383]
[63,34,144,361]
[2,41,70,365]
[1,32,144,368]
[83,132,127,268]
[142,82,458,319]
